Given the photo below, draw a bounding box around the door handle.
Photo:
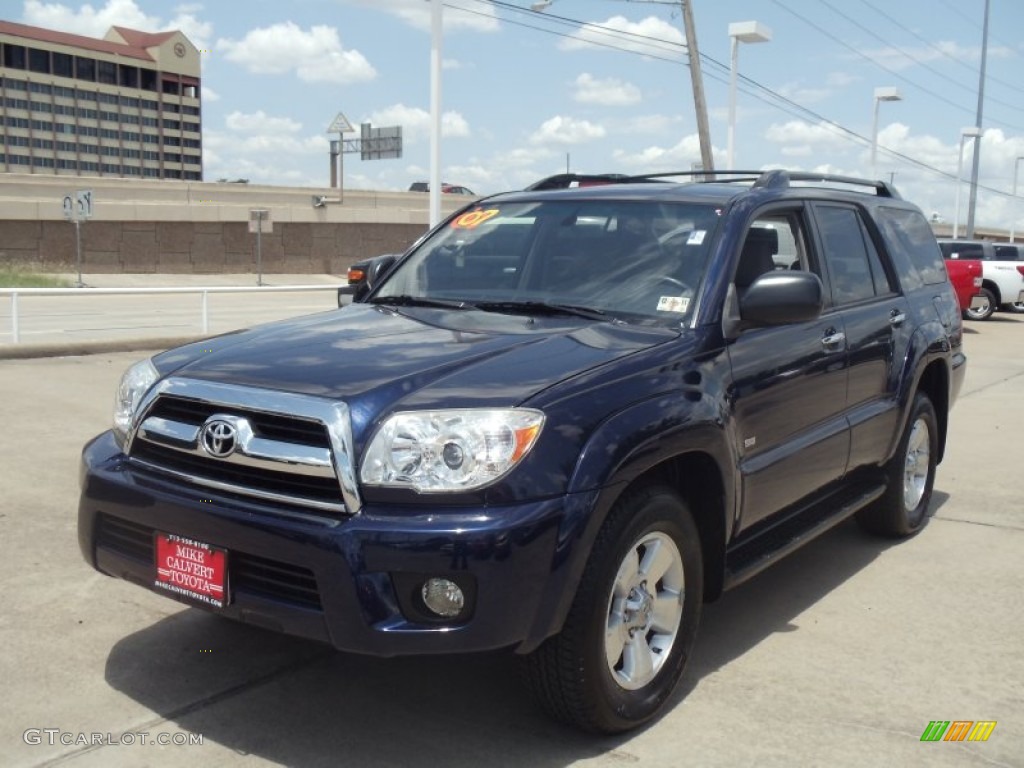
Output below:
[821,330,846,347]
[889,309,906,325]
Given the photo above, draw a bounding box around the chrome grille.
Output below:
[126,378,361,517]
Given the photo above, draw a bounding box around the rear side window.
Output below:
[814,205,888,305]
[877,207,947,285]
[994,244,1023,261]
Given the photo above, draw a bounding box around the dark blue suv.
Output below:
[79,171,965,732]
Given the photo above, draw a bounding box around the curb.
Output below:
[0,335,206,360]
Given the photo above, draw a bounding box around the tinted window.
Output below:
[939,241,986,260]
[994,244,1023,261]
[52,52,73,78]
[376,200,721,323]
[815,205,876,304]
[28,48,50,73]
[75,57,95,81]
[878,208,947,285]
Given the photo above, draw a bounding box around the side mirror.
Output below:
[353,254,398,302]
[740,271,824,326]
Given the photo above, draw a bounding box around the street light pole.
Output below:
[954,127,982,239]
[1011,156,1024,243]
[727,21,771,171]
[870,87,902,181]
[965,0,991,239]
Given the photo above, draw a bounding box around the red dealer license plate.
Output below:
[154,533,228,608]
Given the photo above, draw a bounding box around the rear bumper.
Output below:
[79,431,598,656]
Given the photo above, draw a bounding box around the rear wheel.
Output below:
[856,392,938,537]
[963,287,995,321]
[521,484,703,733]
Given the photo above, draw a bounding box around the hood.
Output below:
[154,304,677,431]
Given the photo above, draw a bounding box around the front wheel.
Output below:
[520,484,703,733]
[856,392,938,537]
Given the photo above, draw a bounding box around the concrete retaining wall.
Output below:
[0,219,426,273]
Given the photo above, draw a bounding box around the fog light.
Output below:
[421,577,465,618]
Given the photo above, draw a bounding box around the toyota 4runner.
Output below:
[79,170,965,733]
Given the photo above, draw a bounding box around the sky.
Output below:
[10,0,1024,229]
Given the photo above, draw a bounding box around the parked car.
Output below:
[408,181,476,195]
[336,255,398,307]
[937,239,1024,320]
[943,258,986,318]
[80,170,965,734]
[993,243,1024,311]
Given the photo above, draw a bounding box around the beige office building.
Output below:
[0,20,202,180]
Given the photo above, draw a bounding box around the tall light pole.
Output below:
[429,0,443,228]
[1011,156,1024,243]
[953,127,982,239]
[966,0,991,238]
[870,87,902,180]
[727,21,771,170]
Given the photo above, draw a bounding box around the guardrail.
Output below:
[1,284,338,344]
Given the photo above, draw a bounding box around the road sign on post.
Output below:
[64,189,93,286]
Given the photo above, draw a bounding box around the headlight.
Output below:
[361,409,544,492]
[112,358,160,445]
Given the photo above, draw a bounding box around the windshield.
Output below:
[374,199,722,323]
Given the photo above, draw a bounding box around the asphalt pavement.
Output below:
[0,306,1022,767]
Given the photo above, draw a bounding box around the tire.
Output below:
[1003,301,1024,314]
[520,484,703,733]
[963,287,995,321]
[856,392,938,537]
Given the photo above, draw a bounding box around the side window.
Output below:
[876,208,947,286]
[994,244,1023,261]
[815,205,877,305]
[734,211,811,294]
[859,217,894,296]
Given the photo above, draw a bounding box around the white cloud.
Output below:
[776,81,832,105]
[530,116,606,146]
[611,134,719,174]
[342,0,499,33]
[364,104,470,142]
[618,114,682,135]
[217,22,376,84]
[21,0,212,48]
[225,110,301,134]
[201,85,220,102]
[572,73,641,107]
[854,41,1015,72]
[559,15,684,59]
[765,120,853,153]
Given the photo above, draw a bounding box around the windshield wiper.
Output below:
[474,300,610,321]
[370,295,476,310]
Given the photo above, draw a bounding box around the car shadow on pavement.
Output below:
[102,501,949,765]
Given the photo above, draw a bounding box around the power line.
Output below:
[770,0,1024,133]
[855,0,1024,100]
[452,0,1015,197]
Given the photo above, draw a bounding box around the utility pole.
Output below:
[681,0,714,175]
[965,0,990,238]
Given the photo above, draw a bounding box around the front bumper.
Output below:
[79,431,597,656]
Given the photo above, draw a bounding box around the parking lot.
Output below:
[1,311,1022,767]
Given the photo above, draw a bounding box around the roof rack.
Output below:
[523,169,901,199]
[752,170,901,199]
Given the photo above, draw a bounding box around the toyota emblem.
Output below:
[201,419,237,458]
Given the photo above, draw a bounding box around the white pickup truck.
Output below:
[937,239,1024,320]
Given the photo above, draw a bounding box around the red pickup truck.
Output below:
[945,258,985,319]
